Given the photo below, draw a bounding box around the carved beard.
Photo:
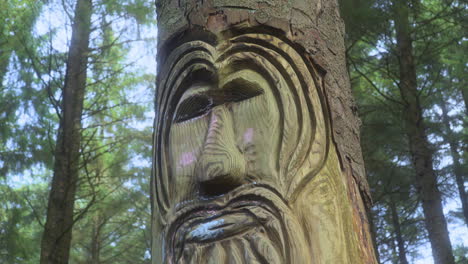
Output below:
[164,185,310,264]
[178,226,283,263]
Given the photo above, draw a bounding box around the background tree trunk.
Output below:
[440,99,468,226]
[393,1,455,264]
[0,50,11,90]
[460,87,468,114]
[368,210,382,264]
[40,0,92,263]
[389,199,409,264]
[90,214,103,264]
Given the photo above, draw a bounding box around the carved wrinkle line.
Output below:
[232,34,329,192]
[157,61,216,214]
[218,52,287,181]
[219,44,306,189]
[229,34,329,199]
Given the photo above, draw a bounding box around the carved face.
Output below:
[153,32,329,263]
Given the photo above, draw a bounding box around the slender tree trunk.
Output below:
[368,210,382,264]
[440,99,468,225]
[90,214,102,264]
[40,0,92,263]
[393,1,455,264]
[389,236,398,264]
[389,199,409,264]
[0,17,13,90]
[460,86,468,114]
[0,50,12,90]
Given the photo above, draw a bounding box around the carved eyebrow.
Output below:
[219,78,264,103]
[173,79,264,123]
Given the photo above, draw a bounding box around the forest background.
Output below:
[0,0,466,263]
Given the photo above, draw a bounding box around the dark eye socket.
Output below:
[174,95,213,123]
[222,81,264,103]
[173,79,264,123]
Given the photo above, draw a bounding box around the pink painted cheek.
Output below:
[243,128,254,144]
[179,152,196,167]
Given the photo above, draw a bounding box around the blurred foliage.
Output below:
[340,0,467,262]
[0,0,155,263]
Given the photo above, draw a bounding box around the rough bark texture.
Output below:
[393,1,455,264]
[440,99,468,226]
[153,0,376,263]
[40,0,92,263]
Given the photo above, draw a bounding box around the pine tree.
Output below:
[40,0,93,263]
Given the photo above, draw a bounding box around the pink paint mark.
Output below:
[243,128,254,143]
[179,152,196,167]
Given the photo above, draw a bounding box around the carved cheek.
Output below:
[233,95,280,183]
[178,151,196,167]
[169,116,210,185]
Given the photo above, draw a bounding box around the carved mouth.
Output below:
[166,184,289,263]
[183,211,258,244]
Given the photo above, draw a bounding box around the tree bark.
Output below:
[393,1,455,264]
[153,0,376,263]
[40,0,92,263]
[440,99,468,226]
[389,199,409,264]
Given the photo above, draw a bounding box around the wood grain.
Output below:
[152,28,376,263]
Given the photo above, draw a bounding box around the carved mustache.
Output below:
[165,184,290,264]
[176,230,283,264]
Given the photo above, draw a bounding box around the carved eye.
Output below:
[221,82,264,103]
[173,79,263,123]
[174,95,213,123]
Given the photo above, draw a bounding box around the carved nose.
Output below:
[196,106,245,196]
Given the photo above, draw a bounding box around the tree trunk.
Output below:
[389,238,398,264]
[40,0,92,263]
[0,10,13,90]
[90,214,102,264]
[460,86,468,114]
[0,50,11,90]
[368,210,382,264]
[393,1,455,264]
[153,0,376,263]
[389,199,409,264]
[440,99,468,226]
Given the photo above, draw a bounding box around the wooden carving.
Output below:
[152,30,376,263]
